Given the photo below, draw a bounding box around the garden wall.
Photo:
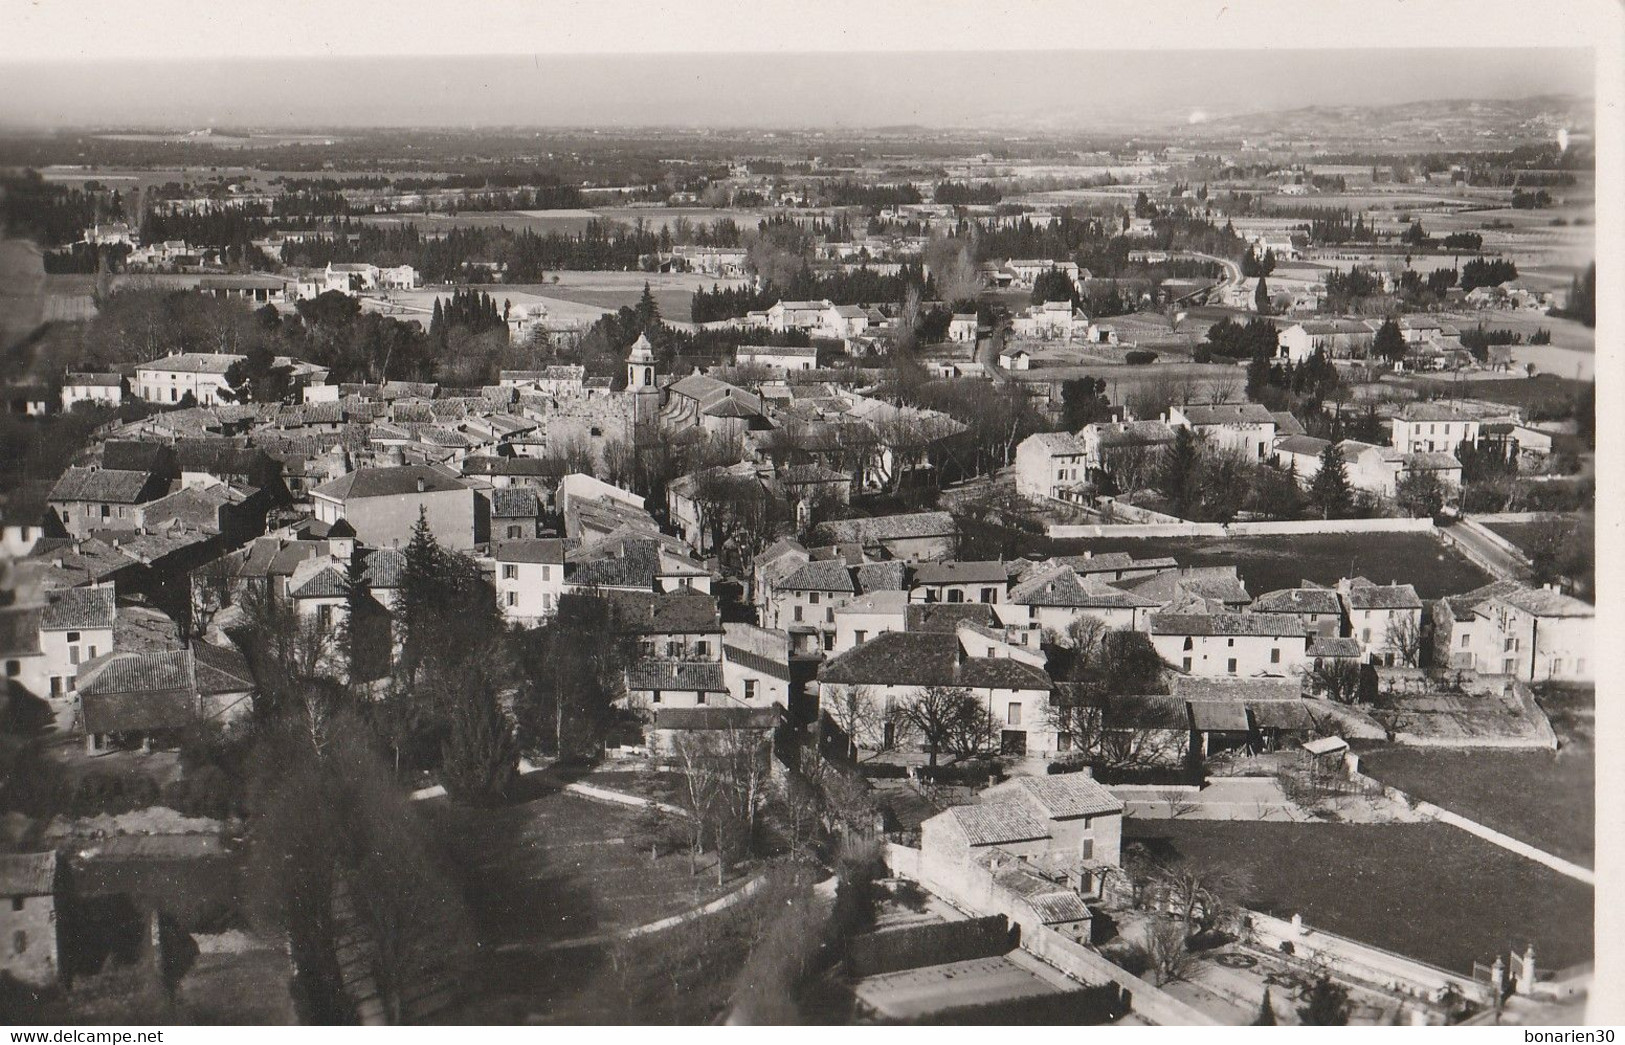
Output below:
[1048,518,1437,539]
[883,843,1218,1027]
[1245,909,1490,1007]
[847,915,1016,977]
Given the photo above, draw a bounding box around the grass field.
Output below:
[426,782,742,1021]
[1353,747,1594,867]
[1480,519,1560,558]
[1440,376,1592,415]
[1123,820,1594,974]
[1040,531,1491,600]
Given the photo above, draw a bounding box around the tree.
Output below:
[1098,631,1168,697]
[1254,987,1278,1026]
[1247,462,1303,520]
[893,685,975,768]
[1253,275,1270,315]
[1299,975,1351,1026]
[1060,376,1112,430]
[1385,614,1424,668]
[1395,469,1446,518]
[1144,917,1195,986]
[437,668,519,806]
[821,684,884,759]
[1304,658,1363,703]
[1372,318,1406,363]
[513,593,634,759]
[1157,427,1205,520]
[1031,267,1078,305]
[1307,443,1352,519]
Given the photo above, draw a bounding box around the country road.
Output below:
[1442,518,1531,583]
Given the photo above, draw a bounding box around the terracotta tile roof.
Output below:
[1149,612,1308,637]
[779,560,856,593]
[1008,774,1122,819]
[814,511,957,546]
[49,467,157,504]
[493,538,566,564]
[626,658,728,693]
[1252,588,1343,615]
[946,803,1050,846]
[310,464,468,501]
[42,587,116,631]
[905,602,995,633]
[819,630,1049,691]
[1341,581,1422,610]
[912,561,1009,585]
[653,705,781,730]
[602,591,722,635]
[0,852,58,897]
[491,488,541,518]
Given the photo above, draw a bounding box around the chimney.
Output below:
[416,477,426,493]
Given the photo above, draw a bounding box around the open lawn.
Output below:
[1420,375,1591,415]
[425,782,741,1022]
[1040,531,1491,600]
[1354,747,1593,868]
[1123,820,1593,974]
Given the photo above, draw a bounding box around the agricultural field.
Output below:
[1041,531,1492,600]
[351,205,764,237]
[1122,819,1594,975]
[1353,747,1594,867]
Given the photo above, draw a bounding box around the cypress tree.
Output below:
[1309,443,1353,519]
[1254,987,1278,1026]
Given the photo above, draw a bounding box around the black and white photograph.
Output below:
[0,0,1615,1030]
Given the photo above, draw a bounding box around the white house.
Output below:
[38,587,116,700]
[1337,578,1423,665]
[1012,301,1089,341]
[948,314,979,343]
[1013,431,1089,501]
[1168,403,1277,462]
[734,345,818,372]
[998,348,1031,370]
[1435,581,1593,682]
[720,623,793,707]
[818,627,1057,756]
[324,262,379,293]
[379,265,418,290]
[1150,613,1311,677]
[1390,402,1483,456]
[821,304,870,339]
[766,300,833,334]
[830,590,909,655]
[133,352,245,406]
[493,538,569,626]
[60,373,124,411]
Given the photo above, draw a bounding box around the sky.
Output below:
[0,0,1608,130]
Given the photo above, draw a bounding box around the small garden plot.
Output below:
[1123,820,1593,975]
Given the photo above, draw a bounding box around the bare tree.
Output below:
[946,698,1001,761]
[1144,917,1197,985]
[1303,658,1363,702]
[893,685,975,768]
[821,684,884,758]
[1385,614,1424,668]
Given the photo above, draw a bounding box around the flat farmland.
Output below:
[1353,747,1594,867]
[1042,531,1491,599]
[1123,820,1593,974]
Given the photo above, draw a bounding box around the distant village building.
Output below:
[134,352,246,406]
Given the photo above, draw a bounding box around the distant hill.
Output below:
[1175,94,1593,147]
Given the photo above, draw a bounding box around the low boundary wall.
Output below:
[1246,909,1490,1006]
[884,843,1218,1026]
[1048,518,1437,539]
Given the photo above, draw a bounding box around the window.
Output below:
[1182,656,1192,671]
[696,692,707,705]
[824,633,835,651]
[12,930,25,955]
[502,564,518,580]
[506,592,517,607]
[67,631,80,643]
[1361,629,1371,643]
[1182,637,1194,651]
[69,647,80,666]
[651,691,661,703]
[506,525,522,538]
[793,606,803,622]
[5,661,18,678]
[695,641,710,657]
[1461,633,1471,648]
[981,587,997,603]
[808,592,820,605]
[667,641,682,657]
[744,679,757,701]
[541,566,551,581]
[1227,638,1235,648]
[826,608,834,623]
[1227,658,1238,674]
[1502,658,1516,674]
[1006,703,1022,726]
[1504,638,1516,652]
[1551,659,1562,676]
[947,589,964,604]
[1270,648,1281,664]
[854,630,866,645]
[9,897,21,912]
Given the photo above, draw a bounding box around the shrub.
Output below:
[71,773,161,817]
[1124,350,1158,366]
